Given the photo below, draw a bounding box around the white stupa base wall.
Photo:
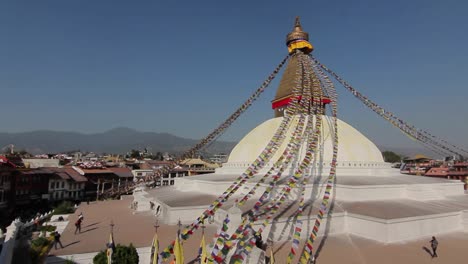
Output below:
[175,177,465,203]
[346,211,462,243]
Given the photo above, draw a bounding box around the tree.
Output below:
[155,152,163,161]
[382,151,402,163]
[93,244,139,264]
[129,149,141,159]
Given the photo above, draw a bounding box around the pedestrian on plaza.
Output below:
[255,232,264,250]
[53,231,64,249]
[430,236,439,258]
[78,212,84,221]
[74,218,82,234]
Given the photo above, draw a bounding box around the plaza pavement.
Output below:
[47,197,468,263]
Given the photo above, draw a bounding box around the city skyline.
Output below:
[1,0,467,152]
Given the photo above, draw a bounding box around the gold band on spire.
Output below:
[286,16,313,54]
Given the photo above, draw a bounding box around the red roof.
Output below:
[49,167,88,182]
[425,167,468,177]
[80,168,113,174]
[107,167,133,178]
[0,155,17,168]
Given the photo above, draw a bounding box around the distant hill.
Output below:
[378,145,445,159]
[0,128,444,159]
[0,127,236,155]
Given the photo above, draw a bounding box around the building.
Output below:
[132,19,468,264]
[22,158,60,169]
[14,169,50,205]
[138,160,190,186]
[179,158,219,176]
[400,155,439,175]
[72,165,133,199]
[131,169,154,181]
[0,157,16,209]
[160,167,189,186]
[47,167,87,201]
[209,153,228,164]
[425,162,468,189]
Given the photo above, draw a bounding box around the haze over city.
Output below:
[2,0,467,152]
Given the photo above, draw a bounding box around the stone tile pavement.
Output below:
[47,198,468,263]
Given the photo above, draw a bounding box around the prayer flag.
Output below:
[106,233,115,264]
[199,234,208,264]
[174,234,184,264]
[150,233,160,264]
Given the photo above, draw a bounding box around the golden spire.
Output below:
[272,17,324,117]
[286,16,313,54]
[286,17,309,44]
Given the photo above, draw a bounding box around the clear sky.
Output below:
[1,0,467,151]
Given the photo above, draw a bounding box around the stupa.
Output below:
[139,17,468,262]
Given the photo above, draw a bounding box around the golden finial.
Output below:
[286,16,313,54]
[286,16,309,45]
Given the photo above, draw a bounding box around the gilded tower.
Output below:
[271,17,330,117]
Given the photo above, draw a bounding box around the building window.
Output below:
[50,182,54,189]
[137,172,142,176]
[170,180,174,185]
[61,182,65,188]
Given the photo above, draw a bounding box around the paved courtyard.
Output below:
[48,197,468,263]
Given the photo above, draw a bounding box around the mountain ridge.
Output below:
[0,128,235,155]
[0,128,438,158]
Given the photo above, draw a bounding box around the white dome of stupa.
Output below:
[217,115,391,176]
[229,115,383,163]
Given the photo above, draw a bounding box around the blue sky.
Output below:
[1,0,467,152]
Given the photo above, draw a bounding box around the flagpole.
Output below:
[199,222,206,264]
[107,220,115,264]
[269,240,274,264]
[174,219,184,264]
[151,218,160,264]
[155,219,159,233]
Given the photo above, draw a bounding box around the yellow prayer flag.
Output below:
[151,233,159,264]
[174,235,184,264]
[106,233,114,264]
[200,234,208,264]
[270,248,275,264]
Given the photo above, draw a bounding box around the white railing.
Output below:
[0,210,54,264]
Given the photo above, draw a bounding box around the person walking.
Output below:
[78,212,84,221]
[53,231,64,249]
[74,218,82,234]
[430,236,438,258]
[156,205,161,215]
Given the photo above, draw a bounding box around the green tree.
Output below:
[53,201,75,214]
[93,244,139,264]
[129,149,141,159]
[155,152,163,161]
[382,151,402,163]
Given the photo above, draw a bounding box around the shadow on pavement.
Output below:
[79,227,98,234]
[422,246,433,257]
[64,240,81,248]
[83,222,100,228]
